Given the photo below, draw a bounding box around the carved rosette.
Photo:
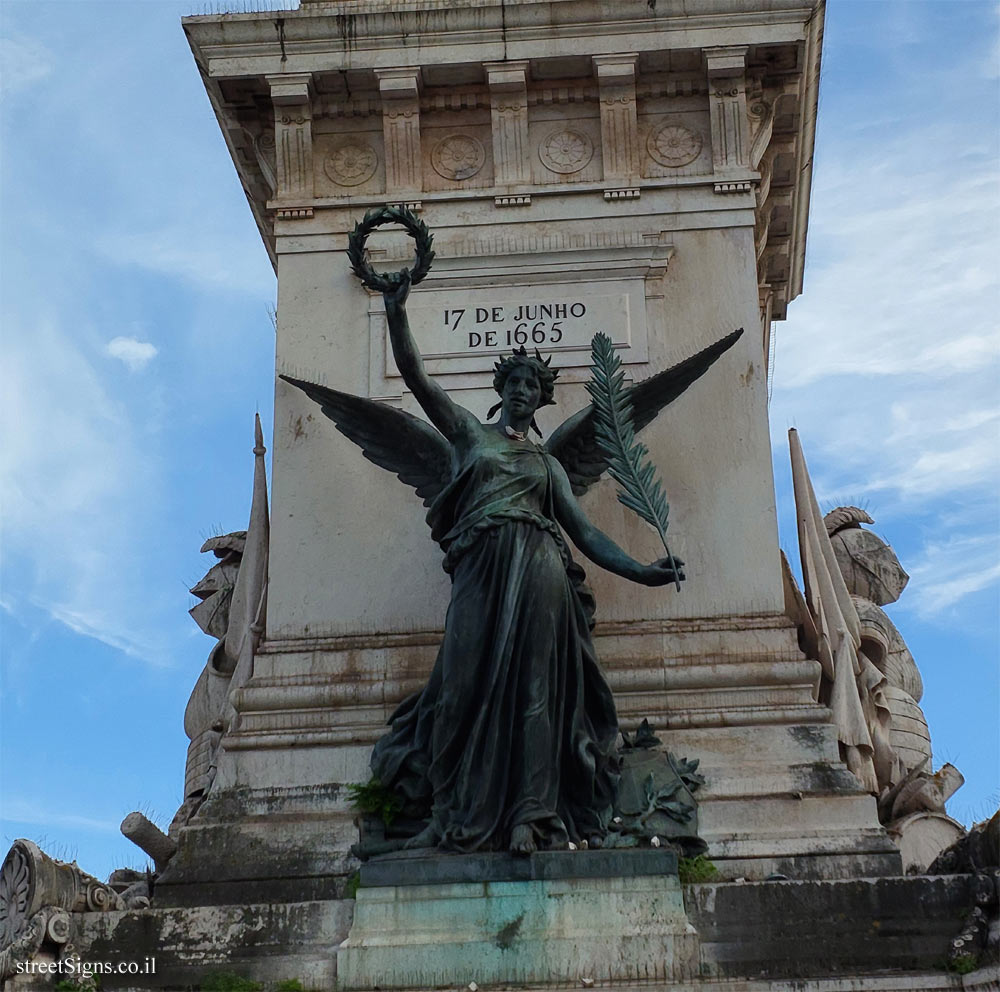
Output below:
[648,123,703,168]
[431,134,485,181]
[324,142,379,187]
[538,128,594,175]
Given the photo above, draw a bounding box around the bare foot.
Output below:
[402,824,441,849]
[510,824,536,855]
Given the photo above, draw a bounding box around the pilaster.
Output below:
[485,61,530,201]
[375,68,422,200]
[267,74,314,208]
[705,46,751,191]
[593,54,640,198]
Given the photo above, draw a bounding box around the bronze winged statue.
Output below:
[283,208,742,856]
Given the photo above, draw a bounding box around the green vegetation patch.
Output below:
[678,854,720,884]
[345,778,403,826]
[199,972,263,991]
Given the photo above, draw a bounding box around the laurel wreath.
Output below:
[346,205,435,292]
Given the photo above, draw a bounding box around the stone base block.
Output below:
[6,876,986,990]
[338,854,698,989]
[61,900,350,991]
[684,874,983,978]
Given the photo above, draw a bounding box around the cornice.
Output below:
[183,1,819,78]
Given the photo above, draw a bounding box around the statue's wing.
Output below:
[280,375,452,506]
[546,328,744,495]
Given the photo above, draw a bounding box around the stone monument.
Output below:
[166,0,904,906]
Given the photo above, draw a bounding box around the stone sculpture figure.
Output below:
[170,416,270,834]
[824,507,964,829]
[784,436,965,871]
[285,207,741,855]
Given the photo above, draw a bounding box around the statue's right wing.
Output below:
[280,375,453,507]
[545,328,743,495]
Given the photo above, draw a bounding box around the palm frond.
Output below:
[587,333,680,590]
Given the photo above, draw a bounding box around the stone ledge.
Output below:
[14,880,978,990]
[359,848,678,887]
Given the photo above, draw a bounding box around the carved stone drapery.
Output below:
[593,54,639,196]
[376,68,422,198]
[485,61,530,194]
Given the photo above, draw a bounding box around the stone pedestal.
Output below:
[338,850,699,989]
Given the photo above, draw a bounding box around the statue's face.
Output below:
[502,365,542,418]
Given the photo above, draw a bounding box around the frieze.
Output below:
[316,95,381,119]
[538,127,594,174]
[324,141,379,187]
[431,134,486,181]
[372,228,651,264]
[637,76,709,99]
[422,91,490,112]
[529,84,598,105]
[648,123,703,168]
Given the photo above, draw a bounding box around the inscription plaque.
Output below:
[405,293,630,358]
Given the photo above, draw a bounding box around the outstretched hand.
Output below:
[641,556,685,587]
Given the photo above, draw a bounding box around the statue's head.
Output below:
[824,506,909,606]
[488,347,559,422]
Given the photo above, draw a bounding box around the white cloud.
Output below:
[776,158,999,389]
[901,535,1000,617]
[95,228,274,298]
[106,335,158,371]
[0,32,53,97]
[0,316,171,663]
[772,107,1000,619]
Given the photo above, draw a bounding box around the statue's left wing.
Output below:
[545,328,743,496]
[280,375,452,507]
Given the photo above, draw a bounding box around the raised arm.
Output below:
[549,457,684,588]
[383,275,479,445]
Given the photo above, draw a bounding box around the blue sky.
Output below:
[1,1,997,880]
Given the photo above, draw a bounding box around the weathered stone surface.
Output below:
[339,872,698,989]
[685,874,983,978]
[887,812,966,875]
[154,783,355,907]
[120,812,176,873]
[0,840,139,984]
[77,900,350,990]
